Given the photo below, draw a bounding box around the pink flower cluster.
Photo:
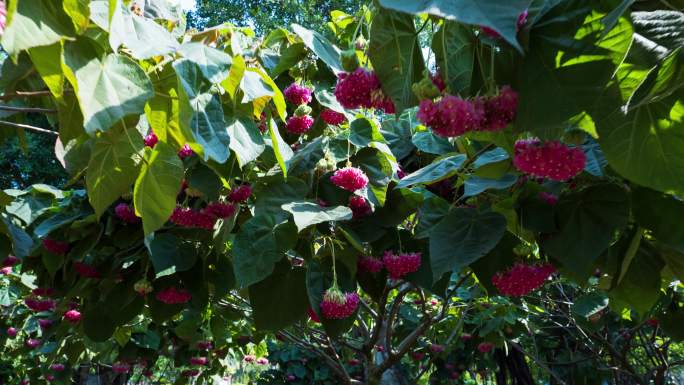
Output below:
[170,207,217,230]
[112,362,131,374]
[74,262,100,279]
[284,83,312,105]
[357,255,383,274]
[349,195,371,219]
[156,287,192,304]
[229,184,252,203]
[477,342,495,353]
[320,109,346,125]
[64,309,81,323]
[178,144,194,159]
[513,139,586,181]
[197,340,213,350]
[38,319,54,329]
[50,364,65,372]
[330,167,368,192]
[320,290,359,319]
[115,203,139,223]
[383,251,421,279]
[190,357,208,366]
[32,288,55,297]
[307,307,321,323]
[491,263,556,297]
[25,338,41,349]
[144,132,158,148]
[334,68,395,113]
[25,297,56,312]
[204,202,237,218]
[286,115,314,134]
[2,255,18,267]
[43,239,69,255]
[256,357,269,366]
[418,87,518,137]
[6,327,17,337]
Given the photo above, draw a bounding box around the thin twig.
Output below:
[0,120,58,135]
[0,90,60,100]
[0,105,57,114]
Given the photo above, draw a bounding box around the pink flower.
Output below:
[256,357,269,366]
[320,289,359,319]
[481,86,518,131]
[491,263,556,297]
[330,167,368,192]
[429,344,445,353]
[73,262,100,279]
[283,83,312,105]
[349,195,371,219]
[190,357,208,366]
[178,144,194,159]
[321,109,346,125]
[25,338,41,349]
[112,362,130,374]
[418,95,484,137]
[382,251,421,279]
[243,354,256,363]
[170,207,217,230]
[43,239,70,255]
[357,256,383,274]
[204,202,236,218]
[156,287,192,304]
[334,68,380,110]
[38,319,54,329]
[25,297,56,312]
[144,132,158,148]
[197,340,213,350]
[513,139,586,181]
[115,203,140,223]
[0,266,11,275]
[50,364,65,372]
[228,185,252,203]
[64,310,81,323]
[307,307,321,323]
[2,255,19,267]
[45,375,54,382]
[430,72,446,92]
[286,115,314,134]
[32,288,55,297]
[7,327,17,338]
[477,342,495,353]
[460,333,473,341]
[539,192,558,206]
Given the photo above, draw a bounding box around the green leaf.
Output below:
[432,21,475,95]
[368,9,425,114]
[63,0,90,34]
[146,233,198,278]
[266,117,292,177]
[572,292,610,319]
[415,193,450,239]
[631,11,684,53]
[463,174,517,197]
[175,59,231,163]
[86,125,143,217]
[133,142,184,235]
[0,217,33,258]
[541,184,630,281]
[412,131,453,155]
[63,43,154,134]
[349,118,384,147]
[380,108,416,160]
[271,42,307,78]
[82,305,116,342]
[352,147,394,187]
[632,186,684,253]
[396,154,466,188]
[660,308,684,342]
[1,0,74,56]
[429,208,507,281]
[610,246,663,315]
[249,262,308,331]
[186,163,222,202]
[291,23,342,74]
[177,42,233,84]
[282,202,352,232]
[227,117,265,167]
[145,65,188,148]
[109,0,179,59]
[233,214,298,288]
[628,48,683,110]
[27,43,65,100]
[378,0,528,52]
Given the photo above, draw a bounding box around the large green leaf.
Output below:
[631,11,684,53]
[368,9,425,114]
[429,208,507,281]
[291,23,342,74]
[412,131,453,155]
[174,59,231,163]
[233,214,298,288]
[431,21,475,95]
[82,305,116,342]
[146,233,198,278]
[396,154,466,188]
[609,246,663,315]
[632,186,684,253]
[63,43,154,134]
[249,262,308,331]
[349,118,385,148]
[463,174,517,198]
[227,117,265,167]
[572,292,610,319]
[378,0,528,51]
[63,0,90,34]
[133,142,184,235]
[177,42,233,84]
[109,0,179,59]
[541,184,630,281]
[1,0,74,56]
[27,43,65,100]
[628,48,683,110]
[254,177,309,217]
[282,202,352,232]
[86,125,143,217]
[0,217,33,258]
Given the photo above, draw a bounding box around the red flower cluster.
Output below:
[330,167,368,192]
[513,139,586,181]
[334,68,395,113]
[190,357,208,366]
[74,262,100,279]
[144,132,158,148]
[156,287,192,304]
[178,144,194,159]
[357,255,384,274]
[2,255,18,267]
[112,362,131,374]
[229,184,252,203]
[284,83,312,105]
[418,87,518,137]
[64,309,81,323]
[307,307,321,323]
[197,340,213,350]
[477,342,495,353]
[320,290,359,319]
[25,297,56,312]
[349,195,371,219]
[50,364,65,372]
[491,263,556,297]
[286,114,314,134]
[320,109,346,125]
[115,203,139,223]
[170,207,217,230]
[43,239,69,255]
[32,288,55,297]
[383,251,421,279]
[204,202,236,218]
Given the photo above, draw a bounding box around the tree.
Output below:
[1,0,684,384]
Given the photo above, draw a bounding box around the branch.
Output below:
[0,90,71,100]
[0,105,57,114]
[511,342,568,385]
[0,120,58,135]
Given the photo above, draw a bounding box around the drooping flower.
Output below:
[112,362,131,374]
[204,202,237,218]
[491,263,556,297]
[156,287,192,305]
[334,68,378,110]
[382,251,421,279]
[170,207,217,230]
[481,86,518,131]
[417,96,484,137]
[646,318,659,327]
[513,139,586,181]
[228,184,252,203]
[190,357,208,366]
[283,83,312,105]
[0,266,11,275]
[143,132,158,148]
[49,364,65,372]
[134,279,153,296]
[197,340,213,350]
[286,115,315,134]
[256,357,269,366]
[32,288,55,297]
[178,144,194,159]
[243,355,256,363]
[73,262,100,279]
[115,203,139,223]
[7,327,17,338]
[411,352,425,361]
[320,109,346,125]
[349,195,372,219]
[43,239,69,255]
[25,297,56,312]
[2,255,18,267]
[357,255,383,274]
[430,72,446,92]
[25,338,41,349]
[64,310,82,323]
[330,167,368,192]
[477,342,495,353]
[320,288,359,319]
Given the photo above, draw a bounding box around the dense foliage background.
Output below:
[0,0,683,384]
